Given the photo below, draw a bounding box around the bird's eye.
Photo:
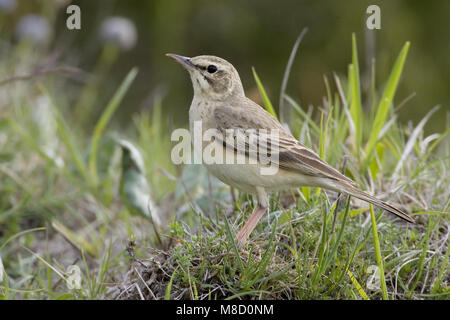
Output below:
[207,65,217,73]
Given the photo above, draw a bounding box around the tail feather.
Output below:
[339,184,415,224]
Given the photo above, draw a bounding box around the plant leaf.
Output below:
[252,67,277,119]
[89,67,138,186]
[364,42,410,168]
[349,34,362,158]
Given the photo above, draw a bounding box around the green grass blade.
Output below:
[165,266,179,300]
[364,42,410,168]
[311,200,329,285]
[324,197,351,269]
[319,107,333,160]
[346,268,369,300]
[316,110,332,197]
[349,34,362,159]
[21,246,67,286]
[284,95,320,134]
[49,105,90,184]
[52,220,99,257]
[279,27,308,125]
[1,227,46,251]
[249,220,277,286]
[252,67,277,119]
[89,67,138,186]
[319,112,325,159]
[431,240,450,294]
[323,75,333,110]
[8,119,55,165]
[222,212,244,272]
[408,216,434,297]
[37,85,90,183]
[369,204,388,300]
[370,58,377,113]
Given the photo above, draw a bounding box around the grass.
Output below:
[369,204,388,300]
[0,34,449,300]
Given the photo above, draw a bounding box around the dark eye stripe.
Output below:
[192,63,206,70]
[193,63,219,74]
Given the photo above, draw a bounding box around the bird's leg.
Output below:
[235,187,268,246]
[235,204,267,246]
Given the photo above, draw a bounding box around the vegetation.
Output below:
[0,22,448,299]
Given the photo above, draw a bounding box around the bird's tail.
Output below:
[337,183,415,224]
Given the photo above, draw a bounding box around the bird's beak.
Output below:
[166,53,194,70]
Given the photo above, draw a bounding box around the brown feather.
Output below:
[214,101,357,186]
[336,182,415,223]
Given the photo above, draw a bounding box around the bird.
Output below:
[166,53,415,246]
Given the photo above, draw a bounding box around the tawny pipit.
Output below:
[167,53,415,246]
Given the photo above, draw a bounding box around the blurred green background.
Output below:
[1,0,449,132]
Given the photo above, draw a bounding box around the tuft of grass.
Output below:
[363,42,410,169]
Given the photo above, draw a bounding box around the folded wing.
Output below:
[213,102,357,186]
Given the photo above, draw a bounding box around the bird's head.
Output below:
[166,54,244,100]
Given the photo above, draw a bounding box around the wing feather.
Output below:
[213,101,356,186]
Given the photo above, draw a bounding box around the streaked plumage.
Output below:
[167,53,414,245]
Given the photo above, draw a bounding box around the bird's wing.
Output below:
[213,101,357,186]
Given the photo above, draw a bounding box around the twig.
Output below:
[134,266,156,299]
[0,66,82,87]
[134,283,145,300]
[279,27,308,126]
[126,240,148,268]
[394,92,416,113]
